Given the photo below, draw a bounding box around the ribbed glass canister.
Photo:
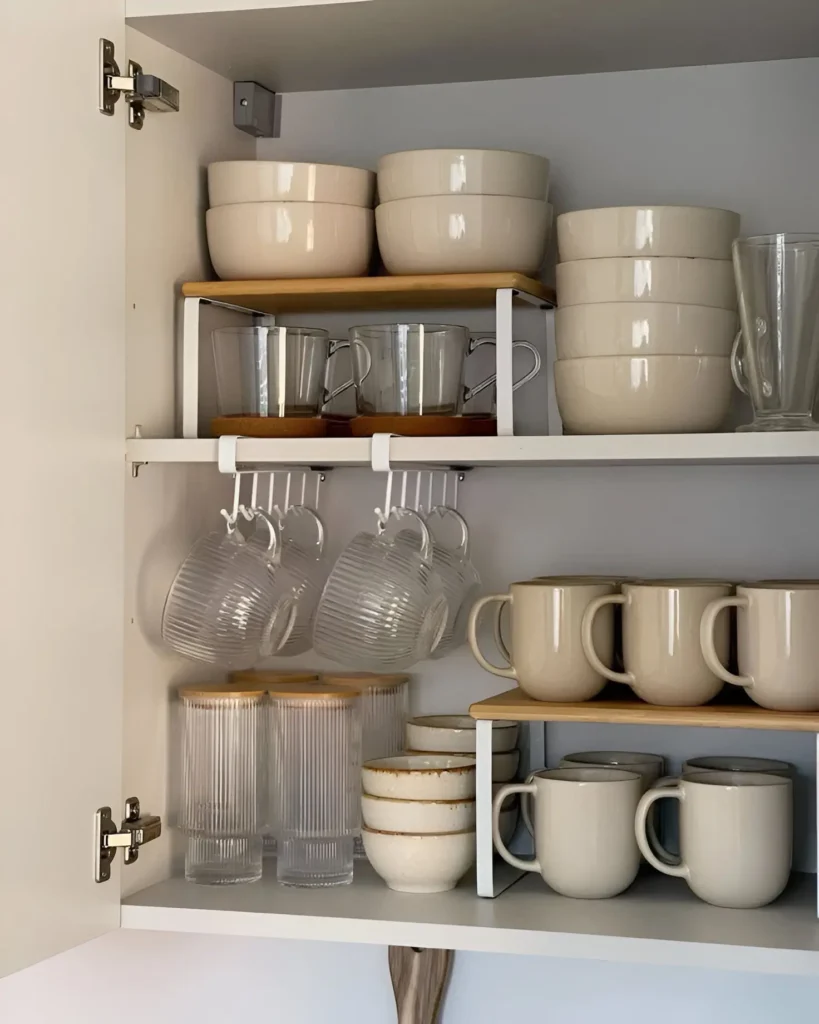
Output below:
[270,682,361,887]
[229,670,322,859]
[178,683,266,885]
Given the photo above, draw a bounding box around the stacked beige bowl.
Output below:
[554,206,741,433]
[375,148,551,275]
[206,160,375,279]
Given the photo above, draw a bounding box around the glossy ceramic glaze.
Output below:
[494,768,642,899]
[360,793,476,834]
[362,827,476,893]
[582,581,731,705]
[406,715,519,753]
[375,195,549,275]
[206,201,374,279]
[636,771,792,908]
[406,747,519,782]
[555,355,733,434]
[468,578,616,701]
[684,755,792,778]
[555,302,738,359]
[207,160,375,208]
[557,205,740,261]
[377,148,550,202]
[556,256,737,309]
[701,582,819,711]
[361,755,476,801]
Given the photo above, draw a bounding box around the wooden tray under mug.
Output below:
[211,415,328,438]
[349,415,497,437]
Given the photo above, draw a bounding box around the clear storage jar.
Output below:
[177,683,266,885]
[270,682,361,887]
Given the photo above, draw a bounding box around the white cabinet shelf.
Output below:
[125,0,819,93]
[126,433,819,470]
[122,866,819,975]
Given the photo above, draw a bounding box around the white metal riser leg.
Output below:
[543,309,562,436]
[815,733,818,918]
[494,289,515,436]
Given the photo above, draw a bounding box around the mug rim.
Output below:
[680,770,791,788]
[736,580,819,591]
[561,750,663,767]
[684,755,791,774]
[510,576,618,587]
[530,767,641,784]
[626,578,732,588]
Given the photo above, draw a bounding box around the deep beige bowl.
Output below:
[361,793,476,834]
[376,195,549,275]
[555,355,733,434]
[208,161,375,208]
[555,302,738,359]
[556,257,736,309]
[361,755,476,801]
[206,202,374,280]
[363,828,476,893]
[377,148,550,202]
[557,206,740,261]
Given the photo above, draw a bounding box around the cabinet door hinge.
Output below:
[95,797,162,882]
[99,38,179,130]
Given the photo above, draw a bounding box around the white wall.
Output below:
[5,55,819,1022]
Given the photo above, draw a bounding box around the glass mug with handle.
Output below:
[468,578,617,702]
[348,323,540,416]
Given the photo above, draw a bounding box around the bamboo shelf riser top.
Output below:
[469,686,819,732]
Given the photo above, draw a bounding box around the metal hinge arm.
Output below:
[95,797,162,882]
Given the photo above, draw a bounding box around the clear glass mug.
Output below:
[348,323,541,416]
[731,234,819,431]
[212,325,358,418]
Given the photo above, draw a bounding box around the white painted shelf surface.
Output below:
[122,866,819,975]
[126,433,819,469]
[125,0,819,93]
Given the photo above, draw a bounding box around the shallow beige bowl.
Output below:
[555,302,738,359]
[361,793,476,834]
[556,257,736,310]
[377,148,550,202]
[362,828,476,893]
[361,755,475,801]
[208,161,375,208]
[557,206,739,261]
[206,202,374,280]
[555,355,733,434]
[407,747,520,782]
[376,195,549,275]
[406,715,519,753]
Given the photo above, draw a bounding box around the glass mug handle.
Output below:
[730,330,750,395]
[323,339,372,404]
[376,505,435,564]
[425,505,469,558]
[462,338,542,404]
[276,504,326,555]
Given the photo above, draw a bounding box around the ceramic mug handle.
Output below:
[700,595,753,688]
[635,786,689,879]
[493,783,541,873]
[580,594,633,685]
[467,594,516,679]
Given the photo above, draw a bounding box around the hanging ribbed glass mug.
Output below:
[731,234,819,431]
[348,323,540,415]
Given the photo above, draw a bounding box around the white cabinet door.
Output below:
[0,2,126,976]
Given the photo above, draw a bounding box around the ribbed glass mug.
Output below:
[732,234,819,431]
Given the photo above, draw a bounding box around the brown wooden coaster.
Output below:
[210,415,329,438]
[349,414,496,437]
[324,415,354,437]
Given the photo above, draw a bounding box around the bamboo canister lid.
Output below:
[321,672,409,692]
[229,669,320,687]
[177,682,266,700]
[268,681,359,701]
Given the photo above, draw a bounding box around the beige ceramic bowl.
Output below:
[377,148,550,202]
[361,754,475,801]
[362,828,476,893]
[556,257,736,309]
[206,202,374,280]
[555,302,738,359]
[208,161,375,208]
[361,793,475,834]
[408,747,520,782]
[557,206,740,261]
[555,355,733,434]
[406,715,519,754]
[376,195,549,275]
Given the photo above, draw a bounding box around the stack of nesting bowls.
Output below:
[360,754,477,892]
[375,148,551,275]
[206,160,375,279]
[554,206,741,433]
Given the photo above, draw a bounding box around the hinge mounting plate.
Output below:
[95,797,162,883]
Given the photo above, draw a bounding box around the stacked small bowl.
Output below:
[375,148,551,275]
[554,205,741,433]
[206,160,375,280]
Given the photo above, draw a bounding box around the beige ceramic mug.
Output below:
[468,578,616,701]
[700,582,819,711]
[636,770,792,908]
[493,767,642,898]
[582,580,731,706]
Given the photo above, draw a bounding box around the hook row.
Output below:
[220,469,323,529]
